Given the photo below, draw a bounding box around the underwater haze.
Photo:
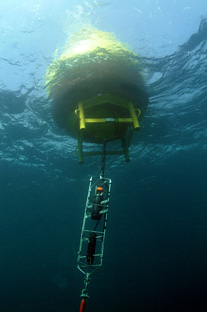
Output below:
[0,1,207,311]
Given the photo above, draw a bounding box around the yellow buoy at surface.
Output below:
[46,28,148,160]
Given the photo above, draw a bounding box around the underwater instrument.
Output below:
[46,28,148,311]
[77,143,111,311]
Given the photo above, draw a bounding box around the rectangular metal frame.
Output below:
[77,176,112,276]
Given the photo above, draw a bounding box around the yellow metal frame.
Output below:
[75,93,141,131]
[74,93,141,163]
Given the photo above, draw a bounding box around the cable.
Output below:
[100,141,106,178]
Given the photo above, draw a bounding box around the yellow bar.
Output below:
[85,118,133,123]
[78,93,130,110]
[82,150,125,156]
[128,102,140,130]
[77,132,84,163]
[78,102,86,130]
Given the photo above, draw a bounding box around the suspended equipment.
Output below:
[45,28,149,311]
[77,143,111,311]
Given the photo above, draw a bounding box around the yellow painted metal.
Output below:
[78,93,132,110]
[76,93,141,130]
[135,108,141,118]
[78,132,83,163]
[76,150,127,157]
[128,102,140,130]
[78,102,86,130]
[73,93,142,162]
[84,118,133,123]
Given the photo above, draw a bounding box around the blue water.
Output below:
[0,1,207,312]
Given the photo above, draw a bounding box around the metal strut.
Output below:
[77,143,111,311]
